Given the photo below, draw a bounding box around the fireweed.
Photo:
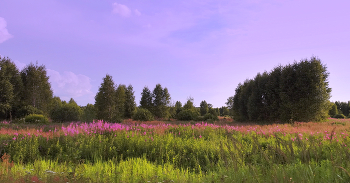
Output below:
[0,119,350,182]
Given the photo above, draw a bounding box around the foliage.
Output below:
[21,62,53,115]
[1,120,350,182]
[329,102,338,116]
[95,74,117,122]
[140,86,153,111]
[199,100,209,116]
[115,84,126,119]
[203,113,218,121]
[124,85,136,119]
[0,56,23,120]
[50,98,82,122]
[229,57,331,122]
[335,101,350,117]
[132,108,154,121]
[333,114,346,119]
[24,114,49,124]
[152,84,171,118]
[176,109,198,121]
[81,103,96,122]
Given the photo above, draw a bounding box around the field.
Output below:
[1,118,350,182]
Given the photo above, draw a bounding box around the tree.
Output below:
[329,102,338,117]
[230,57,331,122]
[95,74,116,122]
[115,84,126,120]
[152,84,171,118]
[50,98,82,122]
[81,103,96,122]
[124,85,136,118]
[0,56,23,120]
[175,101,182,115]
[199,100,209,116]
[140,86,153,111]
[21,62,53,115]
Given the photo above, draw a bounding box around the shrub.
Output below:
[203,113,219,121]
[16,105,43,118]
[132,108,154,121]
[333,114,346,119]
[176,110,198,121]
[24,114,50,124]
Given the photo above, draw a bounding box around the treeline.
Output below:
[227,57,332,122]
[0,56,226,123]
[329,101,350,119]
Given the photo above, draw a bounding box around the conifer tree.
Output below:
[140,86,153,111]
[95,74,116,122]
[152,84,171,118]
[124,85,136,118]
[115,84,126,120]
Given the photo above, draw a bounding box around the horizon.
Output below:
[1,0,349,107]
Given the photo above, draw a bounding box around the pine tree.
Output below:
[124,85,136,118]
[115,84,126,120]
[140,86,153,111]
[95,74,116,122]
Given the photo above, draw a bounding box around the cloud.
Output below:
[0,17,13,43]
[112,3,132,17]
[47,69,93,103]
[13,60,27,71]
[134,9,141,16]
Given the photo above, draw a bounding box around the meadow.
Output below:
[1,118,350,182]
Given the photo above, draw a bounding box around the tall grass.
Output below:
[1,119,350,182]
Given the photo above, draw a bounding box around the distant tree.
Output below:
[175,101,182,115]
[140,86,153,111]
[0,73,13,120]
[199,100,209,116]
[335,101,350,117]
[329,102,338,117]
[124,85,136,118]
[115,84,126,120]
[21,62,53,115]
[178,97,199,120]
[95,74,116,122]
[81,103,96,122]
[152,84,171,118]
[50,98,82,122]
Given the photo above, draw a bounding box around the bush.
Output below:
[333,114,346,119]
[203,113,219,121]
[132,108,154,121]
[16,105,43,118]
[176,110,198,121]
[25,114,50,124]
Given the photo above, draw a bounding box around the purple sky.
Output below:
[1,0,349,107]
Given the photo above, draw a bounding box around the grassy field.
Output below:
[1,118,350,182]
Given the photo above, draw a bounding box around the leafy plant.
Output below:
[24,114,49,124]
[132,108,154,121]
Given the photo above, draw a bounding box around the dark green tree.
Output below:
[81,103,96,122]
[21,62,53,115]
[140,86,153,111]
[175,101,182,115]
[115,84,126,120]
[124,85,136,118]
[152,84,171,118]
[329,102,338,117]
[95,74,116,122]
[199,100,209,116]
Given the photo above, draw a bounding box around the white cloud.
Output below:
[134,9,141,16]
[112,3,131,17]
[0,17,13,43]
[47,69,93,102]
[14,60,27,71]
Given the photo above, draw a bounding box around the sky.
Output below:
[0,0,349,107]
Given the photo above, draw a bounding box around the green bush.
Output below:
[25,114,50,124]
[176,109,197,121]
[203,113,219,121]
[16,105,43,118]
[132,108,154,121]
[333,114,346,119]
